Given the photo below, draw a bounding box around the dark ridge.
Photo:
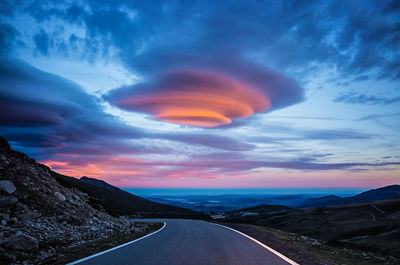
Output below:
[230,204,292,213]
[52,172,209,219]
[299,195,342,208]
[299,185,400,208]
[79,176,121,192]
[0,136,10,149]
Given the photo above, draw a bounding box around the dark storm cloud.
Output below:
[0,59,144,153]
[335,92,400,105]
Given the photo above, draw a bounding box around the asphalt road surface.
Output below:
[70,219,296,265]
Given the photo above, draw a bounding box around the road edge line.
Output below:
[210,222,300,265]
[67,221,167,265]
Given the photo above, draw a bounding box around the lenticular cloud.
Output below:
[106,68,302,127]
[110,70,269,127]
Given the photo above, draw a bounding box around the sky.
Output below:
[1,0,399,189]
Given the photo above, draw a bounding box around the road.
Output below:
[70,219,297,265]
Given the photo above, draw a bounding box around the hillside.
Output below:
[0,136,207,264]
[0,137,142,263]
[230,204,292,215]
[53,173,208,218]
[224,198,400,258]
[300,185,400,208]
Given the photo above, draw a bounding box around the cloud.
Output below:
[33,29,50,56]
[0,23,20,56]
[0,59,145,154]
[301,129,374,140]
[1,1,399,187]
[357,113,400,121]
[9,0,399,82]
[0,96,65,127]
[165,153,400,173]
[45,152,400,185]
[159,133,255,151]
[106,68,302,127]
[334,92,400,105]
[0,59,257,157]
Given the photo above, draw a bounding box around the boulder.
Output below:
[0,196,18,206]
[0,180,16,194]
[54,191,66,201]
[5,233,39,251]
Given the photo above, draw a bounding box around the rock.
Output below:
[1,220,6,225]
[0,136,10,149]
[0,196,18,206]
[54,191,66,201]
[5,233,39,251]
[2,253,16,263]
[0,213,9,221]
[0,180,16,194]
[19,211,41,219]
[389,210,400,219]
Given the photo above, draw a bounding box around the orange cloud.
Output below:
[111,70,271,127]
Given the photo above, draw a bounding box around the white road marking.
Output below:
[67,222,167,265]
[211,222,300,265]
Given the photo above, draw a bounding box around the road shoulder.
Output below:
[38,222,164,265]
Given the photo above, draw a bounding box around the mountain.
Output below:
[79,176,121,192]
[54,172,208,218]
[299,195,343,208]
[299,185,400,208]
[351,185,400,202]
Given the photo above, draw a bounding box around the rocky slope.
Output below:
[0,137,146,264]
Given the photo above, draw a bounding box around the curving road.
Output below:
[69,219,297,265]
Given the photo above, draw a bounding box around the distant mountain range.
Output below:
[144,185,400,212]
[299,185,400,208]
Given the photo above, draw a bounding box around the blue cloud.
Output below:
[33,29,50,56]
[0,59,254,157]
[335,92,400,105]
[6,0,397,81]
